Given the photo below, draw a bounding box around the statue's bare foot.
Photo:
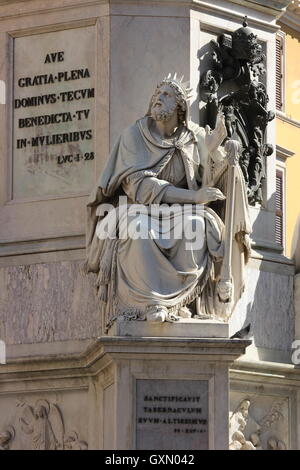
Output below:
[179,307,192,319]
[146,307,167,323]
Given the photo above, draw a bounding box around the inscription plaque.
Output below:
[136,379,209,450]
[12,26,95,199]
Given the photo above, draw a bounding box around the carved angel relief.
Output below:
[19,400,64,450]
[0,399,88,451]
[229,399,287,450]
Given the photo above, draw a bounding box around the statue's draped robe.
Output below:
[86,117,251,328]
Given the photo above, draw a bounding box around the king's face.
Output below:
[151,84,177,119]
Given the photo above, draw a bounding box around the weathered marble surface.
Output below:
[110,14,189,146]
[0,260,100,344]
[0,257,294,350]
[229,262,294,352]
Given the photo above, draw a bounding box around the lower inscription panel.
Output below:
[136,379,209,450]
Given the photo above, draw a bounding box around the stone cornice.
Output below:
[231,359,300,386]
[208,0,292,19]
[276,144,295,160]
[0,337,251,380]
[277,110,300,128]
[0,0,292,16]
[278,1,300,30]
[0,0,292,25]
[280,11,300,31]
[248,0,292,10]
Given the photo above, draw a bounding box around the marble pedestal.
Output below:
[98,321,250,450]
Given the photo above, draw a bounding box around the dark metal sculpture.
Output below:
[200,17,275,205]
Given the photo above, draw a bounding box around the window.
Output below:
[276,32,285,112]
[275,169,284,247]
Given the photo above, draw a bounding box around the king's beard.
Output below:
[150,102,178,122]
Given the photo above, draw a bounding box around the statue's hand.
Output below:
[194,187,226,204]
[205,112,227,153]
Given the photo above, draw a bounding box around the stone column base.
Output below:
[98,322,249,450]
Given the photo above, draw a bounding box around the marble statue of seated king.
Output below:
[85,74,251,329]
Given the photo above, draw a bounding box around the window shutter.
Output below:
[276,35,283,111]
[275,170,283,246]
